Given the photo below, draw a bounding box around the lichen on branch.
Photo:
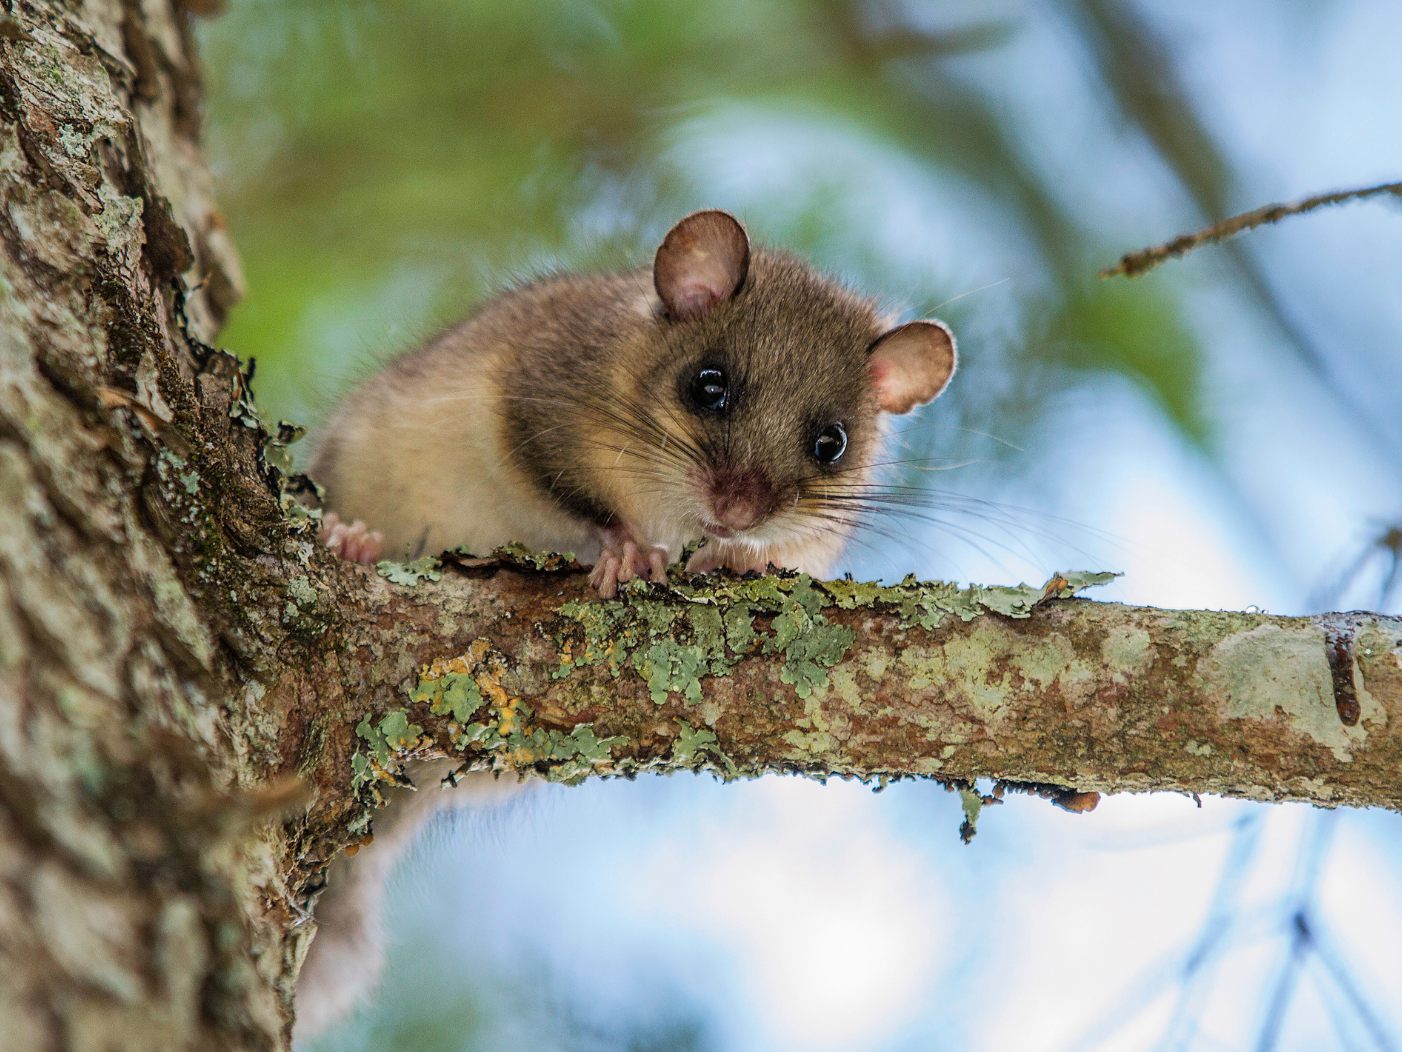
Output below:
[311,560,1402,860]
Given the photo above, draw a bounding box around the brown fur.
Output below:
[312,244,908,573]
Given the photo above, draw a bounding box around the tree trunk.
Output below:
[1,4,1399,1049]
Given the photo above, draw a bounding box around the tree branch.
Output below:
[1102,180,1402,278]
[276,554,1402,899]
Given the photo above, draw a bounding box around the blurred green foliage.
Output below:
[200,0,1218,455]
[302,928,715,1052]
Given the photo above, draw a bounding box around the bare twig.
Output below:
[1103,181,1402,278]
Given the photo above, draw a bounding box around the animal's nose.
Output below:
[709,471,774,532]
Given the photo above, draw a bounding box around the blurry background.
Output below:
[198,1,1402,1049]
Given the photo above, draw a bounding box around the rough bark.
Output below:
[1,2,287,1048]
[1,3,1399,1050]
[305,564,1402,811]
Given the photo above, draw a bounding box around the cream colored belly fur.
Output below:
[323,353,602,562]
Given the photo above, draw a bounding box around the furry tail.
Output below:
[293,763,521,1042]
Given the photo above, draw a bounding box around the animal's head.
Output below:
[643,209,957,551]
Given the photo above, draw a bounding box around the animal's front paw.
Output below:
[590,527,668,598]
[320,511,385,565]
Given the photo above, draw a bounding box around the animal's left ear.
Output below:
[867,320,957,415]
[653,210,751,321]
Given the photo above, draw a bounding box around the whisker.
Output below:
[504,397,703,478]
[816,493,1117,564]
[887,422,1028,453]
[929,276,1012,313]
[809,483,1125,546]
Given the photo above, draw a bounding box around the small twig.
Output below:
[1103,180,1402,278]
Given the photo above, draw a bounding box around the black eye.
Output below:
[689,367,729,413]
[813,423,847,464]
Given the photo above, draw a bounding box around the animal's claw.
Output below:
[320,512,385,565]
[592,527,669,597]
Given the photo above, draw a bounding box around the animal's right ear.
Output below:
[867,320,957,415]
[654,210,750,321]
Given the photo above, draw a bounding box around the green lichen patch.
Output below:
[1039,570,1121,599]
[491,542,577,571]
[543,725,626,784]
[770,601,855,699]
[410,667,485,723]
[350,708,426,793]
[439,705,625,785]
[379,710,423,751]
[281,574,321,627]
[286,575,317,608]
[251,412,322,533]
[376,555,442,586]
[637,638,712,704]
[783,717,832,757]
[442,543,578,573]
[554,572,858,704]
[958,786,984,843]
[387,640,626,786]
[282,500,321,526]
[671,720,717,766]
[672,720,739,776]
[554,593,736,697]
[955,783,1006,844]
[723,603,760,654]
[259,420,306,477]
[94,185,143,244]
[551,569,1114,709]
[1101,624,1154,676]
[820,570,1118,629]
[822,576,991,628]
